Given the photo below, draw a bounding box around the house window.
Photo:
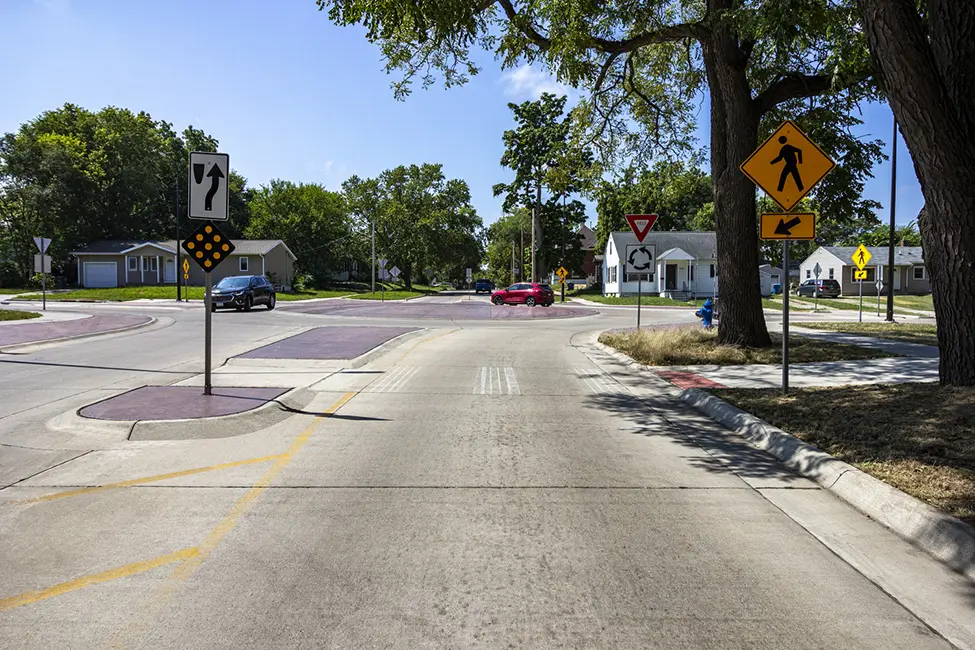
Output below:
[913,266,925,280]
[828,268,834,279]
[142,257,149,271]
[709,264,716,278]
[150,257,158,272]
[690,266,695,281]
[127,257,137,272]
[806,269,811,279]
[239,257,249,272]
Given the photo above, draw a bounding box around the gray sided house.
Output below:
[72,240,296,290]
[603,231,719,298]
[798,245,928,296]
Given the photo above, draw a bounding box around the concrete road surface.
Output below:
[0,302,969,649]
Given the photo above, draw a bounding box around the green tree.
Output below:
[0,104,249,283]
[343,164,483,289]
[246,180,352,286]
[594,160,713,252]
[855,1,975,384]
[316,0,882,347]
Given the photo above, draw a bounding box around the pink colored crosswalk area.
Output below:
[656,371,728,389]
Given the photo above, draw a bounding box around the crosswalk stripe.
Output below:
[473,367,520,395]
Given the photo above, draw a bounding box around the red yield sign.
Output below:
[626,214,658,242]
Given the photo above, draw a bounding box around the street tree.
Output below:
[343,164,483,289]
[855,1,975,385]
[246,180,352,286]
[316,0,882,347]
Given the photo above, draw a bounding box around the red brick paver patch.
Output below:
[80,386,289,421]
[656,371,728,390]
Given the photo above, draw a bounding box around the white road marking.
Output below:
[371,366,417,393]
[474,367,520,395]
[575,367,624,395]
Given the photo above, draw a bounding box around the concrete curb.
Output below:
[47,386,316,442]
[680,387,975,583]
[0,315,158,352]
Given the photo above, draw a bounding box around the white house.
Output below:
[759,264,785,295]
[602,231,718,298]
[797,245,929,296]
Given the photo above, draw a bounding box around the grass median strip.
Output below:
[599,327,896,366]
[711,383,975,525]
[276,290,353,301]
[794,321,938,347]
[0,310,41,321]
[573,294,697,307]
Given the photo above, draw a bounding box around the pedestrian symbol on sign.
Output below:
[771,136,803,192]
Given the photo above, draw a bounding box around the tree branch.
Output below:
[495,0,552,50]
[755,67,874,113]
[594,52,621,92]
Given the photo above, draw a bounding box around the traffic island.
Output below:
[52,385,315,442]
[0,313,153,349]
[81,386,289,421]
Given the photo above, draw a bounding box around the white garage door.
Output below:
[84,262,118,288]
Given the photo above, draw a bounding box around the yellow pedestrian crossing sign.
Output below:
[852,244,872,270]
[556,266,568,284]
[740,120,836,212]
[854,270,868,281]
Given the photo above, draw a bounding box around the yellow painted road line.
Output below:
[16,454,285,505]
[103,391,358,649]
[169,391,356,582]
[0,548,199,612]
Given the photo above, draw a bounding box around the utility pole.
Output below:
[371,213,376,292]
[532,177,541,282]
[520,226,525,281]
[175,159,182,301]
[886,117,897,322]
[511,239,516,285]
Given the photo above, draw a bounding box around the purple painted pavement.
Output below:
[81,386,289,421]
[280,301,596,320]
[0,313,152,347]
[237,326,417,360]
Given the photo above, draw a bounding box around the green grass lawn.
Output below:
[762,297,813,311]
[17,286,207,301]
[0,309,41,321]
[892,294,934,311]
[277,290,354,301]
[713,383,975,525]
[0,288,29,294]
[599,327,896,366]
[573,294,697,307]
[792,321,939,346]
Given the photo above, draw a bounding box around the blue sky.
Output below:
[2,0,923,230]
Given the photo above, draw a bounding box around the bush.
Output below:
[28,273,55,289]
[292,273,314,292]
[0,259,25,288]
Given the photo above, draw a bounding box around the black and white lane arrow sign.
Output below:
[188,151,230,221]
[205,163,225,212]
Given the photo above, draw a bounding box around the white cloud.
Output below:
[499,64,573,101]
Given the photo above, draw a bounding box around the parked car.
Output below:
[491,282,555,307]
[211,275,276,311]
[474,278,495,294]
[796,278,841,298]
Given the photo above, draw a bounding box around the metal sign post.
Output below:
[812,262,822,311]
[782,239,790,394]
[204,272,213,395]
[637,275,642,330]
[876,280,884,317]
[181,220,234,397]
[859,278,864,323]
[33,237,51,311]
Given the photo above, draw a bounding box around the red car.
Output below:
[491,282,555,307]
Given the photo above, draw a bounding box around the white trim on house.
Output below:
[913,265,926,280]
[120,242,177,255]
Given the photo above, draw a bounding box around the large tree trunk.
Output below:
[702,6,772,347]
[857,0,975,384]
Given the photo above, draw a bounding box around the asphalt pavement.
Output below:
[0,298,970,649]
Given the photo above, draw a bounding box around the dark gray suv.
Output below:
[211,275,276,311]
[796,278,841,298]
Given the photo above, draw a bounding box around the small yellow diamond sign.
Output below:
[556,266,568,283]
[740,120,836,212]
[852,244,872,271]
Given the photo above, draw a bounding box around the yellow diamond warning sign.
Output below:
[740,120,836,212]
[852,244,872,271]
[181,221,235,273]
